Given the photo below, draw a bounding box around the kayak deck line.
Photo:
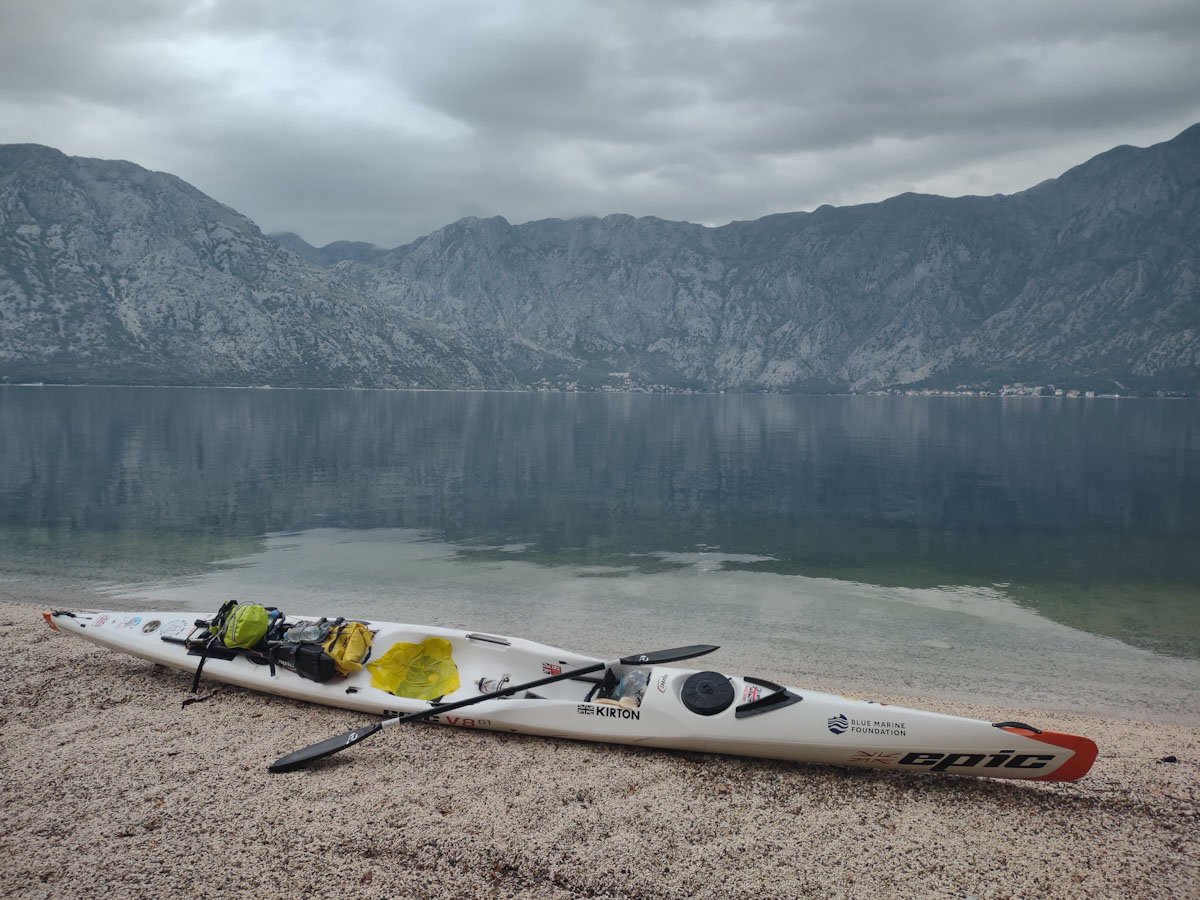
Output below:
[45,607,1099,782]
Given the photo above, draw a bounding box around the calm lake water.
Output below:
[2,386,1198,721]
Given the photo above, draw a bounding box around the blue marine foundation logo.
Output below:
[827,714,908,737]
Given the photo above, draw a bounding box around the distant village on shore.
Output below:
[867,384,1194,399]
[533,373,1196,398]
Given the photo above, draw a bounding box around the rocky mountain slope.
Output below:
[1,127,1197,391]
[355,124,1199,392]
[0,145,509,388]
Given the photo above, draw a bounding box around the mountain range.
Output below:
[2,126,1198,392]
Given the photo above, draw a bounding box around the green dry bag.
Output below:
[213,602,270,649]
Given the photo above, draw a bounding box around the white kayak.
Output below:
[45,608,1098,781]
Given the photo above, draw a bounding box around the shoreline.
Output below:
[2,382,1194,400]
[11,575,1198,729]
[2,598,1196,898]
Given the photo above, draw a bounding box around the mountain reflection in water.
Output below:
[1,386,1197,662]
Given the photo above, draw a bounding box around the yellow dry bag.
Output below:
[322,621,374,677]
[367,637,459,700]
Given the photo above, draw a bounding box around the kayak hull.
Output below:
[45,609,1097,781]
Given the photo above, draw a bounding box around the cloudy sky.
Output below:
[2,0,1199,247]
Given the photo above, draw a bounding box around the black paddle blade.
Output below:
[619,644,719,666]
[268,720,384,773]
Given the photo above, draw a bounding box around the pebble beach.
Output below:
[2,597,1197,900]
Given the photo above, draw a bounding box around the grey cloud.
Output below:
[0,2,187,102]
[1,0,1198,246]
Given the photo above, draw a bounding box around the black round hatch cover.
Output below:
[680,671,735,716]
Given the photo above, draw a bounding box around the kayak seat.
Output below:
[584,669,619,703]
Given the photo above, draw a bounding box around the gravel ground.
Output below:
[1,600,1197,899]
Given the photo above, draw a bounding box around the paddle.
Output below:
[268,643,718,773]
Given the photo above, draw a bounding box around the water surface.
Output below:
[2,386,1197,720]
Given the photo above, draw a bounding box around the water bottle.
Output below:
[611,669,649,705]
[476,674,510,694]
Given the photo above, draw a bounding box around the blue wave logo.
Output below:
[827,714,849,735]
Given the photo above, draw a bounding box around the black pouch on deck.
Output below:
[284,642,338,683]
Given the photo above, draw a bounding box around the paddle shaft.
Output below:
[269,643,717,772]
[380,659,608,731]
